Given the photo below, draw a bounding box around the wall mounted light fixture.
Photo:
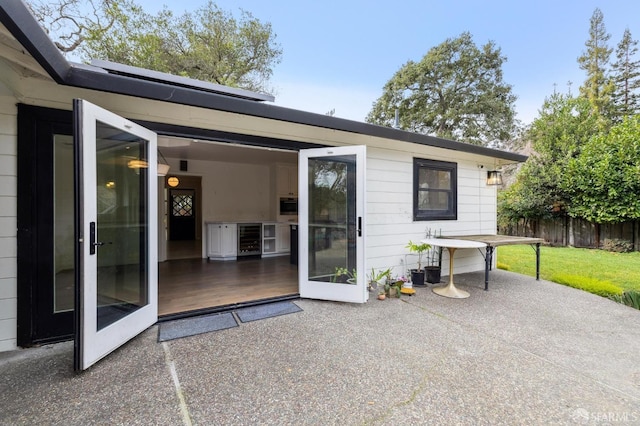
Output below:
[486,170,503,186]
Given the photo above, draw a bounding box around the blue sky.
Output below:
[135,0,640,125]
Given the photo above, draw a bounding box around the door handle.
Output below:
[357,217,362,237]
[89,222,111,255]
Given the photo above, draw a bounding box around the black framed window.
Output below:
[413,158,457,221]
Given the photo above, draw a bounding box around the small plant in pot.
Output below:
[406,240,431,287]
[367,267,392,293]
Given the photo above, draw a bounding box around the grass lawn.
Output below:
[497,245,640,292]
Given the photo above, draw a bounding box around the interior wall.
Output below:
[164,158,273,224]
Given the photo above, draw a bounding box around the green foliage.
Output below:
[610,290,640,310]
[601,238,634,253]
[611,28,640,119]
[28,0,282,94]
[578,8,615,120]
[499,94,599,222]
[368,267,392,283]
[496,262,509,271]
[332,267,357,283]
[497,245,640,292]
[384,280,403,298]
[405,240,431,270]
[564,117,640,223]
[549,273,623,298]
[366,32,517,148]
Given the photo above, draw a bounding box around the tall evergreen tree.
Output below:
[577,8,614,121]
[611,28,640,120]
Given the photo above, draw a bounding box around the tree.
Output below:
[26,0,130,53]
[27,0,282,94]
[610,28,640,120]
[366,32,517,148]
[498,93,598,222]
[564,117,640,223]
[577,8,614,121]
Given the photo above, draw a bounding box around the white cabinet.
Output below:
[207,223,237,260]
[262,223,277,257]
[277,164,298,197]
[276,223,291,253]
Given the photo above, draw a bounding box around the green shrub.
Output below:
[602,238,633,253]
[610,290,640,310]
[550,273,623,298]
[497,262,510,271]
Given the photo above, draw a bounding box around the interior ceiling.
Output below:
[158,136,298,165]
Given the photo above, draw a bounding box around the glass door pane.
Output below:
[54,135,75,313]
[307,157,356,282]
[95,123,149,330]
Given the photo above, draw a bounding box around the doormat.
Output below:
[235,301,302,323]
[158,312,238,342]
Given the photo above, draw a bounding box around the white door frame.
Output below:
[74,99,158,371]
[298,145,367,303]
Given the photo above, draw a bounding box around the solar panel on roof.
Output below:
[90,59,275,102]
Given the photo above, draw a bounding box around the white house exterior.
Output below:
[0,1,526,360]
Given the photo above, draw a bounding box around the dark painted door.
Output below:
[169,189,196,240]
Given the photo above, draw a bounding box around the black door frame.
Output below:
[17,104,74,345]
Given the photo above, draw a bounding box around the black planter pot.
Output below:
[410,269,426,287]
[425,266,441,284]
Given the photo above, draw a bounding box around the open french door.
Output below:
[74,99,158,371]
[298,146,367,303]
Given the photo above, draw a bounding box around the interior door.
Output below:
[74,99,158,371]
[298,146,366,303]
[169,189,196,240]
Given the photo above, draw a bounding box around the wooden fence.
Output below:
[499,218,640,251]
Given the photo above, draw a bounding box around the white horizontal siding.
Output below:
[365,146,496,277]
[0,96,17,352]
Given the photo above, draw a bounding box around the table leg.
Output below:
[535,243,540,281]
[484,246,494,291]
[432,247,470,299]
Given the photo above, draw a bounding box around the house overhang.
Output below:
[0,1,527,164]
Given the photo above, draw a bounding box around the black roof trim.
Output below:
[0,0,70,82]
[0,1,527,163]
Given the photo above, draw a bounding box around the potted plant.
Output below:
[424,247,442,283]
[367,267,392,293]
[384,277,404,298]
[406,240,431,286]
[424,228,442,284]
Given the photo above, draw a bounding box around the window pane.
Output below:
[418,169,451,190]
[172,194,193,217]
[413,158,457,221]
[418,191,449,211]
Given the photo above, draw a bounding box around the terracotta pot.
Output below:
[377,294,386,300]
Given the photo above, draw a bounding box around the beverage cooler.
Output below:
[237,223,262,256]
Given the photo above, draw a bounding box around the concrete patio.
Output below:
[1,270,639,425]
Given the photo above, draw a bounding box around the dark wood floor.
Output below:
[166,239,202,260]
[158,255,298,316]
